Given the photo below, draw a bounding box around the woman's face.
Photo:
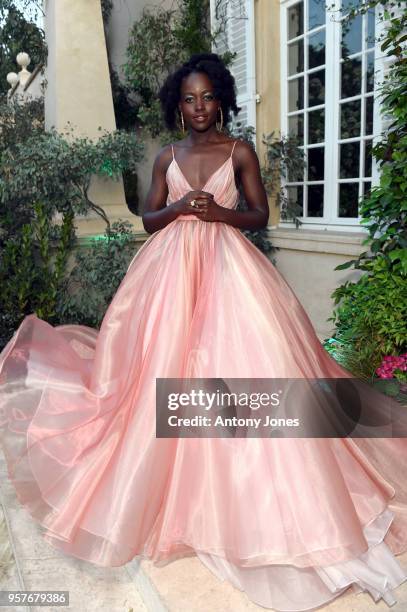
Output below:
[178,71,220,133]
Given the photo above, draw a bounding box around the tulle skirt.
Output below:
[1,218,407,609]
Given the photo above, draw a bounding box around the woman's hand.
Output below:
[177,191,224,222]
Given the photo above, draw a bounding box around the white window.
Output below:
[280,0,386,231]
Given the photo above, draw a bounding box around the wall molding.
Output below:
[268,227,369,256]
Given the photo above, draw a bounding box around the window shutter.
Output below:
[210,0,257,136]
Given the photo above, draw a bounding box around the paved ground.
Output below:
[0,455,147,612]
[1,450,407,612]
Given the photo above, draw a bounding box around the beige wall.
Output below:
[268,228,367,339]
[255,0,281,226]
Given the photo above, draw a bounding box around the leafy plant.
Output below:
[0,202,75,348]
[0,93,145,348]
[0,93,44,153]
[328,256,406,377]
[56,220,138,328]
[0,113,144,233]
[101,0,113,23]
[108,66,139,131]
[124,6,190,137]
[261,130,306,228]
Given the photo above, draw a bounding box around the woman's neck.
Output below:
[184,127,225,147]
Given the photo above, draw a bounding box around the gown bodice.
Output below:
[165,140,239,220]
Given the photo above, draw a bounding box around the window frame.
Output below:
[279,0,384,233]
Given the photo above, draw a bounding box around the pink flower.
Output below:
[376,353,407,379]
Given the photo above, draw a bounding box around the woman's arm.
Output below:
[216,140,269,231]
[142,146,181,234]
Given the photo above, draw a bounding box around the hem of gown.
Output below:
[195,507,407,611]
[4,462,398,570]
[35,502,406,612]
[4,445,407,568]
[2,431,406,571]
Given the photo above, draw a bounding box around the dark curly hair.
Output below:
[158,53,241,131]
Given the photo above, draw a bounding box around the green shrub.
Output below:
[0,92,144,348]
[56,221,138,329]
[328,256,407,379]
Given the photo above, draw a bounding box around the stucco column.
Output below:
[44,0,142,234]
[255,0,281,227]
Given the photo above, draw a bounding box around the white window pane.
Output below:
[341,13,362,57]
[282,0,379,226]
[308,70,325,106]
[307,147,325,180]
[366,51,374,92]
[288,76,304,111]
[308,108,324,143]
[286,186,304,216]
[288,114,304,144]
[308,29,325,68]
[340,57,362,98]
[364,140,373,178]
[338,183,359,217]
[341,0,356,12]
[365,96,374,135]
[308,0,325,30]
[340,99,361,138]
[340,142,360,178]
[288,2,304,40]
[288,40,304,75]
[366,7,375,48]
[362,181,371,200]
[307,185,324,217]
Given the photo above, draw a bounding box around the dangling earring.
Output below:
[179,110,185,134]
[216,107,223,132]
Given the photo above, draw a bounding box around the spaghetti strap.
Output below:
[171,143,175,160]
[230,140,238,158]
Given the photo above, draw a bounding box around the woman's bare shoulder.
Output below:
[153,143,174,173]
[232,138,259,169]
[232,138,256,154]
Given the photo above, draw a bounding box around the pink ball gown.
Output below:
[1,139,407,611]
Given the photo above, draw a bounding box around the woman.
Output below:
[143,55,268,234]
[0,53,407,611]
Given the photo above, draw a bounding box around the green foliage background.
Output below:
[0,94,144,349]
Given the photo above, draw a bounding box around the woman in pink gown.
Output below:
[1,53,407,611]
